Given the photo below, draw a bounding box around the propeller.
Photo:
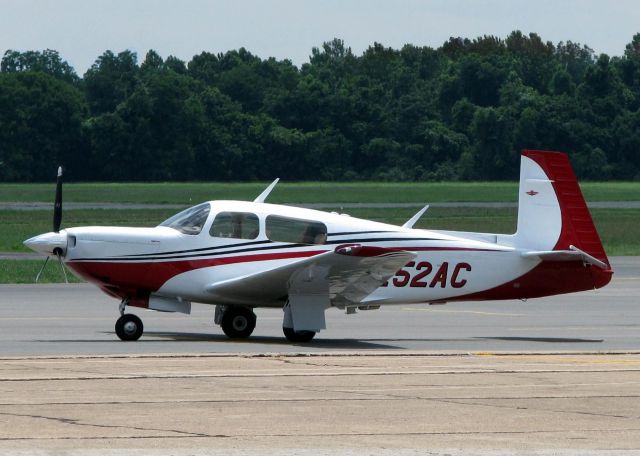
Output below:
[34,166,68,283]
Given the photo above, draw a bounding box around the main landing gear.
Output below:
[215,305,257,339]
[281,301,316,343]
[115,299,144,341]
[282,327,316,343]
[215,305,316,342]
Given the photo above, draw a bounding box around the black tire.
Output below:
[115,314,143,341]
[221,307,256,339]
[283,326,316,343]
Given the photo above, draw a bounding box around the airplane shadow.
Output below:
[32,334,603,349]
[34,332,402,349]
[142,333,603,347]
[474,336,603,343]
[143,332,403,349]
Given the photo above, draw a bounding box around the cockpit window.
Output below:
[159,203,210,235]
[210,212,259,239]
[265,215,327,245]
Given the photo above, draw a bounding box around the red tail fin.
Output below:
[523,150,611,273]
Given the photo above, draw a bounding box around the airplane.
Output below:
[24,150,613,343]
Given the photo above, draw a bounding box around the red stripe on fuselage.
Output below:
[66,250,326,297]
[65,245,507,301]
[447,260,612,301]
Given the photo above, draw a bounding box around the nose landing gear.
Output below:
[115,299,144,341]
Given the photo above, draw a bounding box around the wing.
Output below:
[205,244,416,307]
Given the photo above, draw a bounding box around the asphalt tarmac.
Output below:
[0,257,637,355]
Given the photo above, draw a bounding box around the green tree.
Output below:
[3,31,640,182]
[1,49,78,84]
[0,72,87,181]
[84,50,139,115]
[555,41,595,83]
[505,31,556,92]
[466,107,516,179]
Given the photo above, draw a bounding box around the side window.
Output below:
[210,212,259,239]
[265,215,327,245]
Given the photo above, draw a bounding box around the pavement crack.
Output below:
[421,397,639,421]
[3,428,640,441]
[4,394,639,408]
[3,367,640,382]
[0,411,213,438]
[0,435,226,441]
[271,356,364,369]
[247,427,640,437]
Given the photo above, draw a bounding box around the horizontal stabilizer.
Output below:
[521,245,608,269]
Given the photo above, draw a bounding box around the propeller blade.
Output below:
[35,256,50,283]
[56,251,69,284]
[53,166,63,233]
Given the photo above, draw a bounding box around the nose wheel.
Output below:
[115,300,144,341]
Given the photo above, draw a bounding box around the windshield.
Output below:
[158,203,211,235]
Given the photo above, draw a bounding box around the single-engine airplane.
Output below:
[24,150,613,342]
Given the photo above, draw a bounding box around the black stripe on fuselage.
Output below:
[69,235,446,262]
[119,239,271,258]
[328,230,396,237]
[70,242,308,262]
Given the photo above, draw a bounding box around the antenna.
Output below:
[253,178,280,203]
[402,205,429,229]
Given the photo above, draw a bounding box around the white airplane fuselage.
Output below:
[48,199,606,308]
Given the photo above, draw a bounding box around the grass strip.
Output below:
[0,260,83,284]
[1,181,639,204]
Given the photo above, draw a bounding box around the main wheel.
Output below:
[220,307,256,339]
[283,327,316,343]
[115,313,143,341]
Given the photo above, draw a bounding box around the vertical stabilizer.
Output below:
[514,150,610,268]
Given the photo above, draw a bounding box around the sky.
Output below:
[1,0,639,75]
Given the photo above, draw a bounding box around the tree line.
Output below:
[1,31,640,182]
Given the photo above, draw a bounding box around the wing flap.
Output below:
[205,245,416,306]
